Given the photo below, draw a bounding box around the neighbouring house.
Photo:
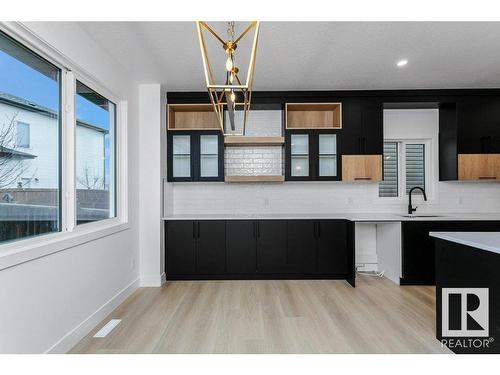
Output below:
[0,91,107,190]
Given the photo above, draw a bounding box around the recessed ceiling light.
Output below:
[397,59,408,67]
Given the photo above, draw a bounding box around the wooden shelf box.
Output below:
[168,104,220,130]
[285,103,342,129]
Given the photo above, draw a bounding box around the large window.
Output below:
[379,141,428,198]
[0,28,122,246]
[76,81,116,225]
[0,30,61,243]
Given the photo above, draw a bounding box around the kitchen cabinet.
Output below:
[285,130,340,181]
[458,154,500,181]
[165,219,354,283]
[226,221,256,274]
[256,220,288,273]
[341,98,383,155]
[166,220,225,276]
[341,154,382,182]
[167,131,224,182]
[401,220,500,285]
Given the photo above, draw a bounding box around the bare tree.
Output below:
[77,166,104,190]
[0,113,30,189]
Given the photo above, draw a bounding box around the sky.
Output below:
[0,47,113,186]
[0,50,110,130]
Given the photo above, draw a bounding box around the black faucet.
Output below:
[408,186,427,214]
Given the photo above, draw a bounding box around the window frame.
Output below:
[16,121,30,148]
[378,138,435,201]
[0,22,128,268]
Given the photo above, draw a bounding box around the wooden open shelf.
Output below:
[224,175,285,183]
[286,103,342,129]
[224,136,285,146]
[168,104,220,130]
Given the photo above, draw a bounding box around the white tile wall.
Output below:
[225,146,283,176]
[224,109,284,176]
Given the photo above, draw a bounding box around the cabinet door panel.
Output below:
[317,220,348,274]
[256,220,288,273]
[342,154,382,182]
[166,221,196,275]
[340,100,362,155]
[287,220,317,273]
[226,221,257,274]
[361,100,383,155]
[196,221,226,274]
[458,154,500,180]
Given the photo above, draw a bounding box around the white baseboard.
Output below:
[140,272,166,287]
[45,277,140,354]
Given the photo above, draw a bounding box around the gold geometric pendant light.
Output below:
[196,21,260,136]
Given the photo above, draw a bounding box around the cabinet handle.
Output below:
[193,222,196,238]
[317,222,321,237]
[197,222,200,238]
[257,222,260,238]
[354,177,372,181]
[253,222,256,238]
[478,176,497,180]
[313,222,317,238]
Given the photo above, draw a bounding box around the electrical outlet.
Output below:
[264,197,269,207]
[347,197,353,205]
[458,196,464,205]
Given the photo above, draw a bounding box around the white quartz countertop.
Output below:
[429,232,500,255]
[162,212,500,222]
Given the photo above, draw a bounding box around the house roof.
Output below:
[0,92,108,134]
[0,145,37,159]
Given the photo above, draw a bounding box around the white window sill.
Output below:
[0,218,130,271]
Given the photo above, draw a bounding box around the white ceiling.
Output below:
[77,22,500,91]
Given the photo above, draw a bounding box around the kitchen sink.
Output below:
[400,214,443,218]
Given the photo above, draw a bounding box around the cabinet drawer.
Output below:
[458,154,500,181]
[341,154,382,182]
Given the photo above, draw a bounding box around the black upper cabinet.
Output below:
[167,131,224,182]
[341,99,383,155]
[457,96,500,154]
[285,130,340,181]
[439,103,458,181]
[256,220,288,273]
[226,220,257,274]
[196,221,226,274]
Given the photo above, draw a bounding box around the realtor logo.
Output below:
[442,288,489,337]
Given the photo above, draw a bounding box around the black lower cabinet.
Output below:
[256,220,288,273]
[165,219,354,284]
[226,221,256,274]
[401,220,500,285]
[196,221,226,274]
[166,221,196,275]
[317,220,348,274]
[284,220,316,273]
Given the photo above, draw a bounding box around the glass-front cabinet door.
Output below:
[168,131,224,182]
[318,134,337,178]
[172,134,192,179]
[199,134,219,178]
[286,131,339,181]
[290,134,310,177]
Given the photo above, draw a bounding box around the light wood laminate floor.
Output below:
[70,275,450,354]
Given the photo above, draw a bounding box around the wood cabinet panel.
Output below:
[458,154,500,180]
[286,103,342,129]
[341,155,382,182]
[168,104,219,130]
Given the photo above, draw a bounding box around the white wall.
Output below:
[0,22,140,353]
[138,84,166,286]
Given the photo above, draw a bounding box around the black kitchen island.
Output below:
[431,232,500,354]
